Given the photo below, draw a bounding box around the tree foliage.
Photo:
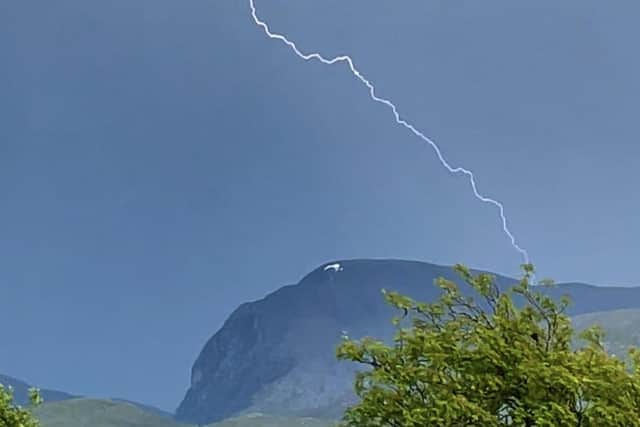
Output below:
[337,264,640,426]
[0,385,41,427]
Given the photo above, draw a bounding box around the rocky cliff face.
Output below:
[175,259,462,423]
[175,259,640,424]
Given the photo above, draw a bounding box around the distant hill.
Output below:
[0,374,172,420]
[30,399,333,427]
[0,375,76,405]
[1,375,333,426]
[31,399,186,427]
[176,259,640,424]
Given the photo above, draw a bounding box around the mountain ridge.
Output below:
[176,258,640,424]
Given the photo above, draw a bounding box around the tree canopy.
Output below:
[337,264,640,426]
[0,385,41,427]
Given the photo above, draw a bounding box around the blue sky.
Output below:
[1,0,639,412]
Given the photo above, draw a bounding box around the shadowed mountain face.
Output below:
[175,259,640,424]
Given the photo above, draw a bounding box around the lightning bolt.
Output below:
[248,0,530,265]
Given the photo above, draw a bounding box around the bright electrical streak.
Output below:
[249,0,530,265]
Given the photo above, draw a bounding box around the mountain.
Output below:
[176,259,640,424]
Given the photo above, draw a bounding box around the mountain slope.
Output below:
[176,259,640,424]
[109,398,174,419]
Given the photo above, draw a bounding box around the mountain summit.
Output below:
[176,259,640,424]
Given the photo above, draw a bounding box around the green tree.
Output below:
[0,385,41,427]
[337,264,640,426]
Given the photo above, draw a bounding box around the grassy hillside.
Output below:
[30,399,335,427]
[209,413,335,427]
[31,399,187,427]
[0,374,172,419]
[572,308,640,358]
